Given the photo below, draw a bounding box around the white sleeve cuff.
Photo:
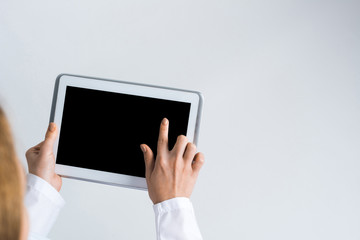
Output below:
[153,197,203,240]
[26,174,65,207]
[25,174,65,237]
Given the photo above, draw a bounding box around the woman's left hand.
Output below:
[26,123,62,192]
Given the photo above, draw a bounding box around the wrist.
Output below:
[153,197,193,214]
[28,170,50,184]
[28,171,61,192]
[152,194,191,205]
[26,174,63,197]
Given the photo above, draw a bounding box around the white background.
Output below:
[1,0,359,239]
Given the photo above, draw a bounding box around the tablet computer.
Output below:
[50,74,203,190]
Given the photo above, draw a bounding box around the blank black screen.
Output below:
[57,86,191,178]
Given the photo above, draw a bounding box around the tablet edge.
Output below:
[56,73,205,145]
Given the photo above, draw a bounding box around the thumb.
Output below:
[141,144,154,179]
[42,123,58,153]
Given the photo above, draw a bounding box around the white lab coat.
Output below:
[25,174,203,240]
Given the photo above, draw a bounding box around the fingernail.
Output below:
[162,118,168,125]
[140,145,147,153]
[48,123,56,132]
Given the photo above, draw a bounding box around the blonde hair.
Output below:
[0,106,23,240]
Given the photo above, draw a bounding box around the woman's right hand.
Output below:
[140,118,205,204]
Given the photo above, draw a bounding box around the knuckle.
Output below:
[177,135,187,142]
[159,163,168,173]
[158,137,167,145]
[188,143,196,151]
[158,157,168,167]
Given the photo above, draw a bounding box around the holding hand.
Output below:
[26,123,62,192]
[141,118,205,204]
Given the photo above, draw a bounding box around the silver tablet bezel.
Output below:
[50,74,203,190]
